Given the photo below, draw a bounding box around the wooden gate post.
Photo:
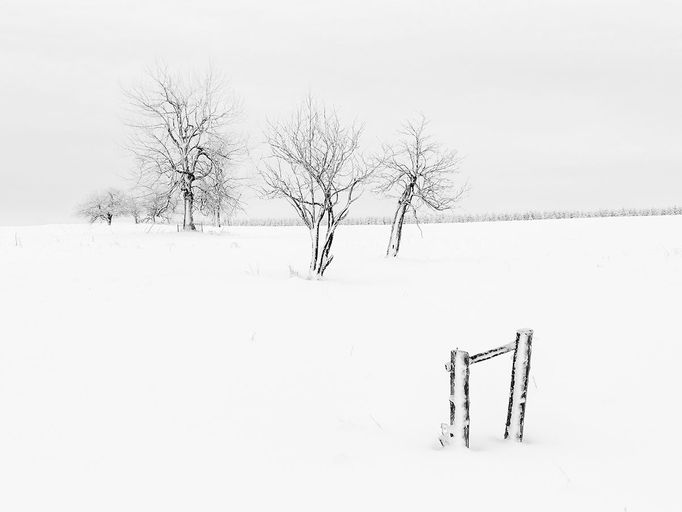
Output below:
[504,329,534,442]
[441,349,470,448]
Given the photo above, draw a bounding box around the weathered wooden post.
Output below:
[441,349,470,448]
[504,329,534,442]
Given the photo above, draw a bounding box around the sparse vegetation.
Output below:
[75,66,682,276]
[225,206,682,227]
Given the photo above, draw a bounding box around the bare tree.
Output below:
[140,188,177,223]
[77,189,125,225]
[375,116,467,257]
[195,144,243,227]
[122,193,143,224]
[261,97,372,277]
[126,68,243,231]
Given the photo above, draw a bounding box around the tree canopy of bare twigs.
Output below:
[126,68,244,230]
[374,116,467,257]
[140,189,177,224]
[122,193,143,224]
[261,96,373,277]
[195,148,243,227]
[77,189,125,225]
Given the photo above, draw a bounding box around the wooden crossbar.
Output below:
[442,329,534,449]
[470,342,515,364]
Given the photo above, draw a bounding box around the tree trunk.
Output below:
[308,214,339,278]
[182,188,196,231]
[387,200,409,257]
[106,214,112,225]
[216,209,221,228]
[318,230,335,277]
[309,223,321,274]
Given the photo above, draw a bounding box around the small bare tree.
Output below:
[127,68,242,230]
[195,144,243,227]
[375,116,467,257]
[77,189,125,225]
[122,193,143,224]
[261,97,372,277]
[140,189,177,223]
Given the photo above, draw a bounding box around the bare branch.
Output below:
[374,115,468,256]
[125,68,244,230]
[260,95,373,276]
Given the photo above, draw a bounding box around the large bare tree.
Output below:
[261,97,372,277]
[375,116,467,257]
[127,68,242,230]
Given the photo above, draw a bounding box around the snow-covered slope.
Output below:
[1,217,680,511]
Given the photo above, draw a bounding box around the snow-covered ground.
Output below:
[1,217,680,511]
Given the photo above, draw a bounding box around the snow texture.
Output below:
[1,216,680,511]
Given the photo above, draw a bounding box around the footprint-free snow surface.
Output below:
[1,217,680,511]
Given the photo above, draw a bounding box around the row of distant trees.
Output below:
[79,68,467,277]
[77,189,174,225]
[77,185,239,227]
[391,206,682,223]
[228,206,682,227]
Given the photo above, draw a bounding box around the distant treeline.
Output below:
[229,206,682,227]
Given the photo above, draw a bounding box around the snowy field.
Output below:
[1,216,680,511]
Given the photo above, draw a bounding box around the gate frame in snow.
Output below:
[439,328,534,448]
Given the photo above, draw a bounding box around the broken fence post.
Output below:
[441,349,470,448]
[504,328,534,442]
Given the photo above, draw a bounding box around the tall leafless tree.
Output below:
[77,189,125,225]
[126,68,243,231]
[261,97,373,277]
[375,116,467,257]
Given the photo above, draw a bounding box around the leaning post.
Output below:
[504,329,534,442]
[441,349,470,448]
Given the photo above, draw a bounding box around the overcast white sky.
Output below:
[1,0,681,224]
